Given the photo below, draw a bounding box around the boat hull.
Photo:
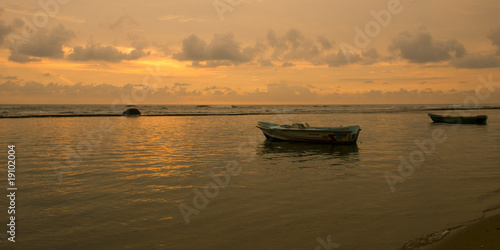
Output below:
[428,113,487,124]
[257,122,360,144]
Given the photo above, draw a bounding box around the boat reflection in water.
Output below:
[256,141,360,171]
[259,141,358,156]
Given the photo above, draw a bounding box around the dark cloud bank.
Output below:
[0,14,148,63]
[0,11,499,68]
[389,28,500,68]
[67,43,148,62]
[172,26,500,69]
[173,29,380,68]
[2,80,499,104]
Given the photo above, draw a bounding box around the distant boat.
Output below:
[256,122,361,144]
[428,113,487,124]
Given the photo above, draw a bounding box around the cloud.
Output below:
[0,81,146,101]
[0,8,13,43]
[8,24,74,63]
[322,50,362,67]
[109,15,138,30]
[0,80,230,103]
[361,48,380,65]
[207,33,259,63]
[317,35,333,50]
[0,81,313,103]
[8,53,41,63]
[172,29,382,68]
[174,35,208,61]
[2,75,17,80]
[341,76,447,83]
[189,60,233,68]
[447,26,500,69]
[265,29,378,67]
[242,81,317,103]
[451,53,500,68]
[159,15,203,23]
[389,29,466,63]
[173,33,257,66]
[3,80,500,105]
[174,83,191,87]
[202,86,235,96]
[1,81,75,96]
[258,59,274,66]
[487,26,500,55]
[266,29,322,62]
[0,19,10,43]
[67,43,148,62]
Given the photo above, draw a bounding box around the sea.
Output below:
[0,104,499,249]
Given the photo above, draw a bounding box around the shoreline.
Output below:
[425,212,500,250]
[0,113,264,119]
[1,105,500,119]
[401,211,500,250]
[400,208,500,250]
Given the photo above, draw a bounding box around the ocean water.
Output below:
[2,103,500,118]
[0,105,499,249]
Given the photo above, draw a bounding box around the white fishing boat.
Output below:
[256,122,361,144]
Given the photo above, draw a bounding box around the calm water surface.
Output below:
[1,110,499,249]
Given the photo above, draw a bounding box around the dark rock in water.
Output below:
[123,108,141,116]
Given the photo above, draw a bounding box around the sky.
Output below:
[0,0,499,104]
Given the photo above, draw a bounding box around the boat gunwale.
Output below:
[256,122,360,133]
[428,113,488,119]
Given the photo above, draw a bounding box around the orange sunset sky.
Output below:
[0,0,499,104]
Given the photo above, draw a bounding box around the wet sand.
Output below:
[427,213,500,250]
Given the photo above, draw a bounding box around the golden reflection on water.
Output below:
[106,116,200,181]
[1,111,500,249]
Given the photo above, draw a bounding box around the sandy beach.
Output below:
[427,213,500,250]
